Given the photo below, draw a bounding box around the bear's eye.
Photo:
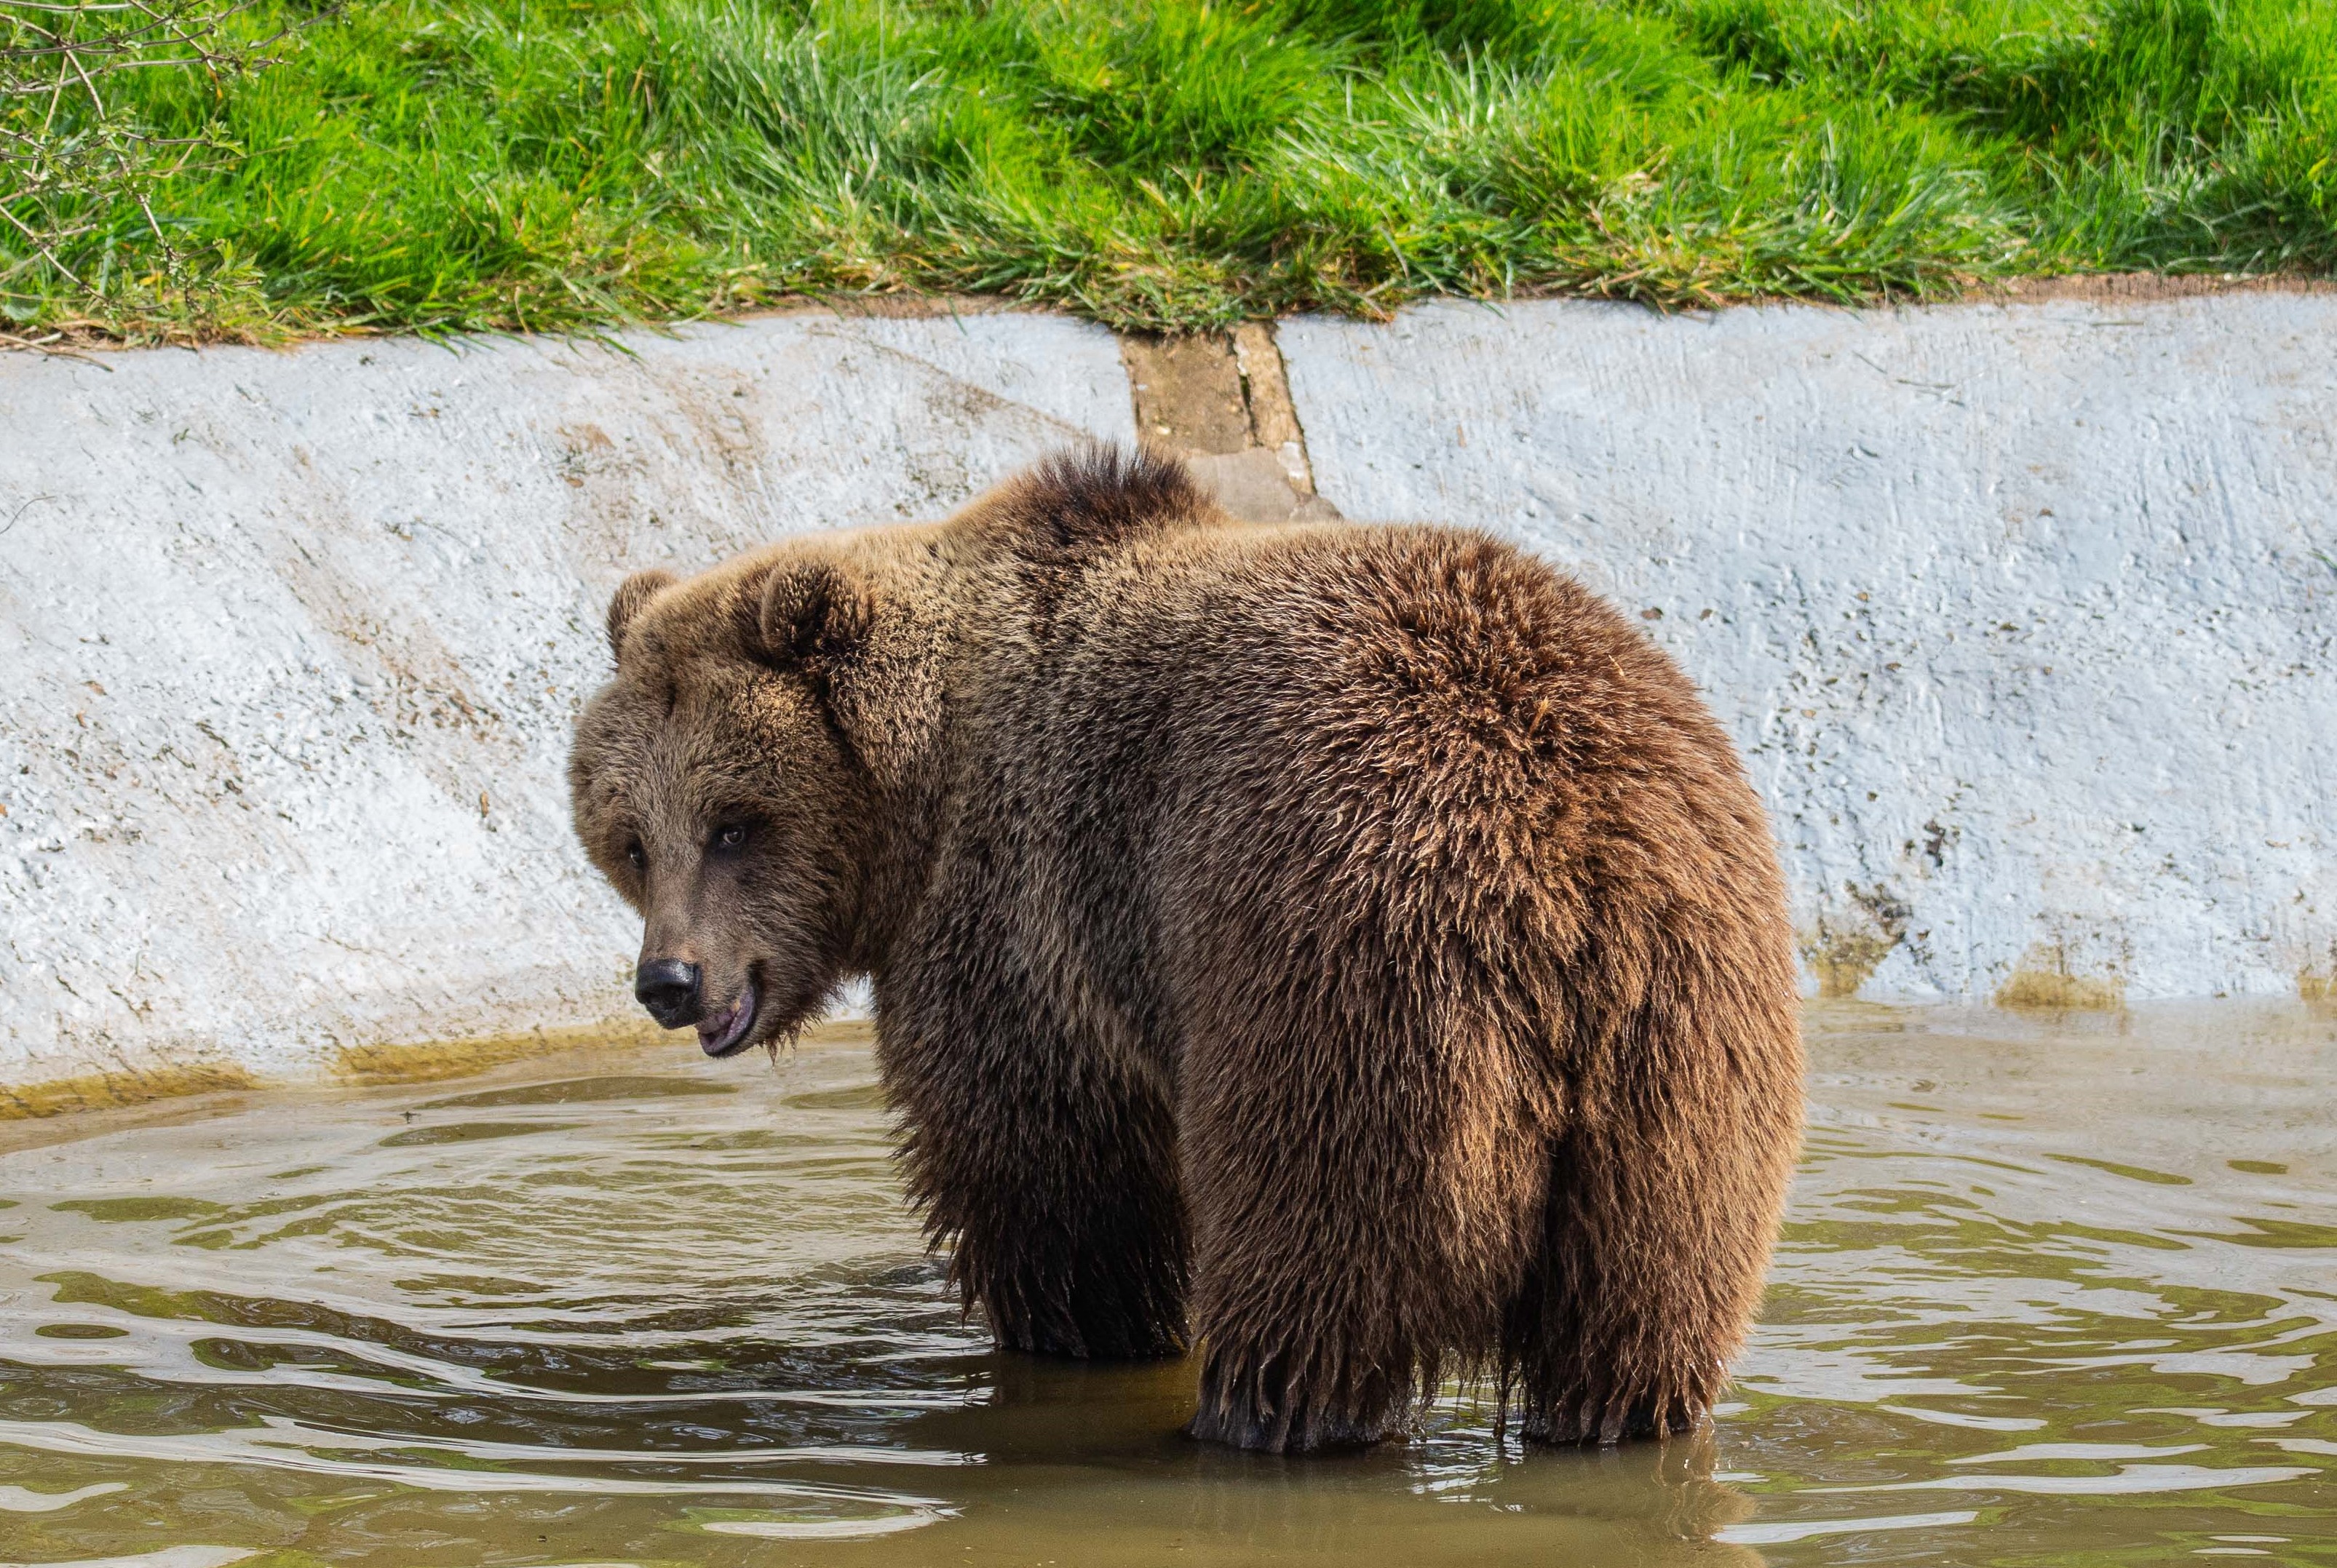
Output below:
[712,824,750,853]
[624,841,645,871]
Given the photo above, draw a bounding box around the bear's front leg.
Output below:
[879,979,1189,1361]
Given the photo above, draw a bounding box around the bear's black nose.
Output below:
[634,959,703,1029]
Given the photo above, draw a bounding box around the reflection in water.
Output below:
[0,1003,2330,1566]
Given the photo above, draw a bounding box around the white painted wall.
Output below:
[0,313,1135,1087]
[1280,297,2337,1001]
[7,295,2330,1096]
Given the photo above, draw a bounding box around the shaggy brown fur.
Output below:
[568,446,1804,1454]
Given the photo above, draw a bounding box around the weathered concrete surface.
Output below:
[0,311,1135,1092]
[1280,297,2337,1002]
[9,292,2333,1101]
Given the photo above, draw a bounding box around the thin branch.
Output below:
[0,193,81,284]
[1,0,336,298]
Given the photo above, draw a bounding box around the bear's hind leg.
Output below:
[1178,1000,1550,1454]
[1503,954,1802,1445]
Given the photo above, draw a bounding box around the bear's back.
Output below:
[1142,520,1774,926]
[940,496,1788,1081]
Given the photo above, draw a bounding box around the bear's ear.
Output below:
[757,558,938,792]
[606,569,677,661]
[757,560,872,673]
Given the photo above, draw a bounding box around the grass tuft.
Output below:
[5,0,2335,338]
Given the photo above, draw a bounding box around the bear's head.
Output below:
[568,544,940,1057]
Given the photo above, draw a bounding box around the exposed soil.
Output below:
[1977,271,2337,303]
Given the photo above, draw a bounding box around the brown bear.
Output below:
[568,446,1804,1454]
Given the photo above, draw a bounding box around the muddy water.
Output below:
[0,1005,2330,1568]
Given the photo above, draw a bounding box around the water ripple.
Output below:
[0,1006,2329,1565]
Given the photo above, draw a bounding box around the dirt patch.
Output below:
[1996,969,2127,1011]
[1977,273,2337,305]
[22,277,2337,359]
[739,292,1030,322]
[1996,942,2127,1013]
[1119,325,1337,524]
[1799,885,1915,998]
[1124,333,1253,455]
[0,1062,258,1121]
[330,1018,672,1086]
[0,1027,686,1123]
[328,1014,877,1089]
[1804,930,1899,999]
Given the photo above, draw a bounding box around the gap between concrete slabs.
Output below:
[1119,325,1338,525]
[4,296,2334,1114]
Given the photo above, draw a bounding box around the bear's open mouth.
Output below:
[697,977,761,1059]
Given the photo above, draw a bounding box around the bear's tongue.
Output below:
[697,979,759,1058]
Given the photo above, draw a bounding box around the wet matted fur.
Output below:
[568,445,1804,1453]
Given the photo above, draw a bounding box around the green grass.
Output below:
[7,0,2336,338]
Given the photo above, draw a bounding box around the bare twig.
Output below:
[1,0,333,295]
[0,493,62,534]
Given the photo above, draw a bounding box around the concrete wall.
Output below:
[4,292,2333,1099]
[1281,296,2337,1003]
[0,313,1134,1094]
